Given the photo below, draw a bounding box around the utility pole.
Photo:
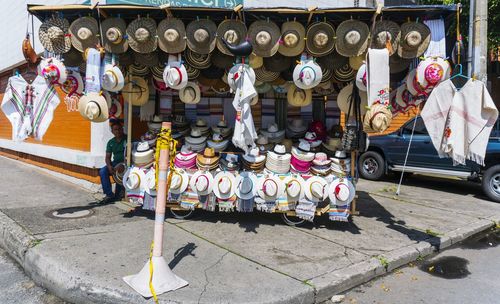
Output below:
[471,0,488,82]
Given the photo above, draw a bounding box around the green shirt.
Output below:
[106,137,126,164]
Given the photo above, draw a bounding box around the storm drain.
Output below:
[45,207,95,219]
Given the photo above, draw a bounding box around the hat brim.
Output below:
[102,17,129,54]
[122,75,149,106]
[186,19,217,55]
[126,17,158,54]
[278,21,306,57]
[248,20,281,58]
[306,22,336,57]
[123,167,147,191]
[158,18,187,54]
[189,171,214,195]
[335,20,370,57]
[305,176,328,202]
[39,16,72,54]
[328,178,356,205]
[179,81,201,104]
[287,85,313,107]
[257,175,285,201]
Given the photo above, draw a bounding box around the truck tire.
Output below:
[359,151,385,180]
[482,165,500,203]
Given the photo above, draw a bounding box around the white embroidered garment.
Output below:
[366,48,390,106]
[423,19,446,58]
[232,66,258,153]
[140,84,156,121]
[421,79,498,165]
[85,48,101,93]
[1,75,60,141]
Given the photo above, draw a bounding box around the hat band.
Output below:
[190,134,203,138]
[273,150,286,155]
[297,146,310,153]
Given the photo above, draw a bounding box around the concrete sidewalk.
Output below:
[0,155,499,304]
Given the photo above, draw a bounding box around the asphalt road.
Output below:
[344,228,500,304]
[0,247,65,304]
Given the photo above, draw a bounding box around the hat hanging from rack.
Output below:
[211,49,234,69]
[287,84,312,107]
[317,49,348,71]
[190,171,214,196]
[305,176,328,202]
[122,75,149,106]
[134,51,159,68]
[389,54,412,74]
[248,20,281,58]
[186,19,217,55]
[126,17,158,54]
[336,83,368,116]
[38,57,67,85]
[179,81,201,104]
[101,17,129,54]
[278,21,306,57]
[61,69,84,97]
[398,21,431,59]
[157,18,186,54]
[254,65,280,82]
[416,56,451,89]
[63,47,83,67]
[348,53,365,70]
[371,20,401,56]
[39,15,72,54]
[305,21,336,57]
[293,58,323,89]
[78,92,109,123]
[216,19,247,56]
[263,53,293,73]
[102,64,125,92]
[163,54,188,90]
[184,48,212,69]
[335,19,370,57]
[333,64,356,83]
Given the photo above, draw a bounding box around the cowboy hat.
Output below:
[101,17,128,54]
[213,171,236,199]
[227,63,256,91]
[335,20,370,57]
[235,171,258,200]
[257,175,285,202]
[263,54,292,73]
[328,178,356,205]
[190,170,214,196]
[157,18,186,54]
[144,168,157,195]
[207,133,229,152]
[261,123,285,143]
[39,15,71,54]
[371,20,401,56]
[186,19,217,54]
[122,75,149,106]
[256,135,273,154]
[186,128,208,145]
[287,84,312,107]
[211,120,232,138]
[123,167,146,191]
[112,162,127,186]
[279,21,306,57]
[179,81,201,104]
[266,145,291,174]
[126,17,158,54]
[78,92,109,122]
[219,153,241,171]
[398,21,431,59]
[283,175,305,202]
[363,103,393,133]
[168,169,189,194]
[39,57,67,85]
[306,22,336,57]
[61,69,84,97]
[163,54,188,90]
[336,83,368,116]
[185,48,212,69]
[355,64,367,91]
[291,140,315,162]
[305,176,328,202]
[69,16,99,52]
[109,95,123,119]
[416,56,451,89]
[248,20,281,58]
[293,59,323,89]
[132,141,155,166]
[102,64,125,92]
[216,19,247,56]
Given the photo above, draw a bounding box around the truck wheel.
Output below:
[482,165,500,203]
[359,151,385,180]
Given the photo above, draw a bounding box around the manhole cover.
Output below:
[45,207,95,219]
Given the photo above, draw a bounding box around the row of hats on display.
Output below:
[40,15,430,60]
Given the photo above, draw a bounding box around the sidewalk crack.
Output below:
[197,251,229,304]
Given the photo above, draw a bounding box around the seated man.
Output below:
[99,121,126,203]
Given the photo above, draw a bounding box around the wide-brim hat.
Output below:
[200,66,224,80]
[186,129,208,145]
[306,22,336,56]
[314,81,336,96]
[39,15,71,54]
[123,167,147,191]
[129,63,150,77]
[134,51,159,67]
[78,92,109,122]
[179,81,201,104]
[257,175,285,201]
[355,64,367,91]
[287,119,308,133]
[189,170,214,195]
[126,17,158,54]
[416,56,451,89]
[61,69,84,96]
[293,59,323,89]
[186,19,217,55]
[333,64,356,83]
[249,53,264,69]
[337,83,368,116]
[348,53,365,70]
[102,65,125,92]
[63,47,83,67]
[318,50,348,71]
[371,20,401,56]
[185,63,201,80]
[279,21,306,57]
[211,49,234,69]
[363,103,393,133]
[235,171,258,200]
[398,22,431,59]
[305,176,328,202]
[328,178,356,205]
[282,175,305,201]
[336,20,370,57]
[395,83,414,108]
[132,142,155,166]
[213,171,236,199]
[150,64,165,81]
[248,20,281,58]
[406,69,424,96]
[263,54,292,73]
[216,19,247,56]
[287,85,312,107]
[322,137,342,152]
[243,148,266,163]
[185,48,212,69]
[227,63,256,91]
[102,17,128,54]
[122,75,149,106]
[254,66,280,83]
[157,18,186,54]
[112,162,127,185]
[169,169,189,194]
[312,152,331,166]
[39,57,67,85]
[163,58,188,90]
[69,16,99,52]
[291,145,315,162]
[261,124,285,141]
[389,54,412,74]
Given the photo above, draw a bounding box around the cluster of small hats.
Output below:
[131,115,165,167]
[179,118,233,152]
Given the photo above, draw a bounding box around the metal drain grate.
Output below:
[45,207,95,219]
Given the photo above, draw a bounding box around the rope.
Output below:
[396,107,421,196]
[148,242,159,304]
[456,5,461,65]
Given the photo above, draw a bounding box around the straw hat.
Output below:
[208,50,231,69]
[134,51,159,67]
[305,176,328,202]
[355,64,367,91]
[39,57,67,85]
[257,175,285,201]
[189,171,214,196]
[279,21,306,57]
[291,140,315,162]
[219,153,241,171]
[102,64,125,92]
[287,85,312,107]
[263,54,293,73]
[111,162,126,186]
[254,82,272,94]
[322,138,342,155]
[185,63,201,80]
[248,20,281,58]
[216,19,247,56]
[186,128,208,144]
[249,53,264,69]
[200,66,224,80]
[363,103,393,133]
[185,48,212,69]
[293,59,323,89]
[254,65,280,83]
[306,22,336,57]
[317,50,348,71]
[335,20,370,57]
[122,75,149,106]
[163,54,188,90]
[68,16,99,53]
[169,169,189,194]
[61,69,84,97]
[126,17,158,54]
[328,178,356,205]
[128,62,150,77]
[314,81,336,96]
[286,119,308,137]
[78,92,109,122]
[416,56,451,89]
[389,54,412,74]
[157,18,186,54]
[371,20,401,56]
[232,172,256,200]
[101,17,128,54]
[348,54,365,70]
[63,47,83,67]
[132,142,155,166]
[398,22,431,59]
[123,167,146,191]
[212,120,232,138]
[282,175,305,201]
[179,81,201,104]
[227,63,256,91]
[266,145,291,174]
[186,19,217,54]
[213,171,236,199]
[207,133,229,152]
[39,15,71,54]
[196,147,220,170]
[261,123,285,143]
[336,83,368,115]
[333,64,356,83]
[256,135,273,154]
[243,147,266,164]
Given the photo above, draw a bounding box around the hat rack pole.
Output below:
[126,69,133,167]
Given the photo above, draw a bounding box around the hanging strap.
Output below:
[396,107,421,196]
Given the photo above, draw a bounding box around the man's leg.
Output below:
[99,166,114,198]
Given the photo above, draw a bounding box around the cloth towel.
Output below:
[232,66,258,153]
[254,197,276,213]
[276,196,296,211]
[237,198,255,212]
[85,48,101,93]
[421,79,498,166]
[218,196,236,212]
[295,200,316,222]
[180,189,199,210]
[423,19,446,58]
[366,48,390,107]
[328,203,351,222]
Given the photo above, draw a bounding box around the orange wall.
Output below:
[0,70,91,151]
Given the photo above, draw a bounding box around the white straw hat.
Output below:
[257,175,285,201]
[235,171,258,200]
[189,171,214,195]
[304,176,328,202]
[213,171,236,199]
[169,169,189,194]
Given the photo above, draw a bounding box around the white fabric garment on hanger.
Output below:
[423,19,446,58]
[85,48,101,93]
[366,48,390,106]
[140,85,156,121]
[232,66,258,153]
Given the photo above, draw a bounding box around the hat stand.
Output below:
[123,122,188,298]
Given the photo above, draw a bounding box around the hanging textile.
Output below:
[423,19,446,58]
[139,84,156,121]
[232,66,258,153]
[366,48,390,107]
[84,48,102,93]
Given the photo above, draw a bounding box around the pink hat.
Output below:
[312,152,331,166]
[290,156,311,173]
[416,56,451,90]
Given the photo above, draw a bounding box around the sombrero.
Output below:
[317,49,348,71]
[235,171,258,200]
[63,47,83,67]
[333,64,356,83]
[69,16,99,53]
[101,64,125,92]
[306,22,336,57]
[257,175,285,202]
[348,53,365,70]
[328,178,356,205]
[278,21,306,57]
[249,53,264,69]
[78,92,109,123]
[371,20,401,56]
[185,48,212,69]
[335,20,370,57]
[248,20,281,58]
[293,59,323,89]
[211,49,234,69]
[287,84,312,107]
[168,169,189,194]
[216,19,247,56]
[126,17,158,54]
[163,54,188,90]
[157,18,186,54]
[123,167,146,191]
[186,19,217,54]
[283,175,305,202]
[363,103,393,133]
[398,21,431,59]
[39,15,71,54]
[263,53,292,72]
[213,171,236,199]
[101,17,128,54]
[416,56,451,89]
[255,66,280,82]
[122,75,149,106]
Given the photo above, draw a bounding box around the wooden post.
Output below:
[350,150,359,215]
[126,71,133,167]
